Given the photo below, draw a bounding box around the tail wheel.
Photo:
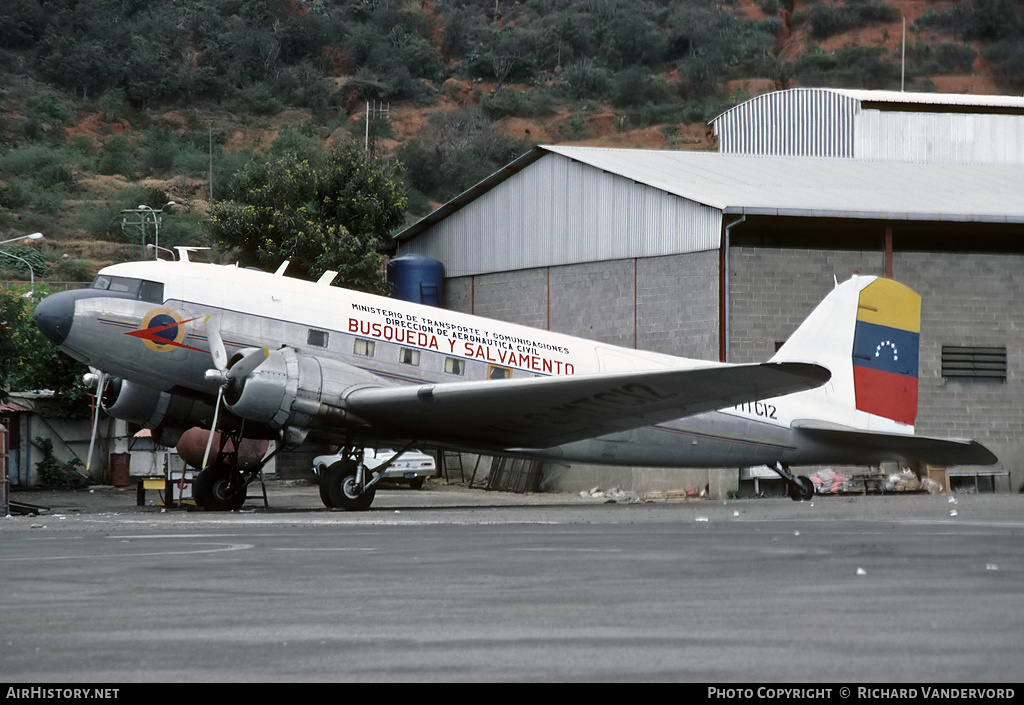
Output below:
[194,463,248,511]
[325,459,376,511]
[788,475,814,502]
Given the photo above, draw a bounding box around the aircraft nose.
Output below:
[34,290,76,346]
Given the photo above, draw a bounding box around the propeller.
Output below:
[201,316,268,470]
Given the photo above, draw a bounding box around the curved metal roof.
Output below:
[542,146,1024,223]
[711,88,1024,125]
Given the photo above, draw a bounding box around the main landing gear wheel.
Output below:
[323,459,376,511]
[318,472,334,508]
[193,463,248,511]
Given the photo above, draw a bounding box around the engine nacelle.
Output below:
[225,347,377,442]
[101,378,214,443]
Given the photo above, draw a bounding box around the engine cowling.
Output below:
[101,378,215,445]
[225,347,378,443]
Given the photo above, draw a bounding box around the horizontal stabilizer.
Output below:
[345,362,829,449]
[793,421,998,466]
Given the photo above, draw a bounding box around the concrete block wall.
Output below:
[468,268,549,329]
[444,252,720,358]
[548,260,635,346]
[894,252,1024,454]
[728,247,885,363]
[637,251,719,360]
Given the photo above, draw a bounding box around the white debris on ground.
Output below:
[579,487,640,503]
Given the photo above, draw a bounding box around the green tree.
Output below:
[206,140,407,294]
[0,284,90,416]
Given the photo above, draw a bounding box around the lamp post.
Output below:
[137,203,175,258]
[145,244,177,261]
[0,232,43,297]
[0,232,43,247]
[0,249,38,297]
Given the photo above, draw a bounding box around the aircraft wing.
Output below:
[343,362,829,449]
[792,421,998,466]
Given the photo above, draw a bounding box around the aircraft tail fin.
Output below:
[770,275,921,430]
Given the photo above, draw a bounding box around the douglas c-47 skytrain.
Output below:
[33,250,996,510]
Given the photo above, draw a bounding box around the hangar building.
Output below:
[394,89,1024,497]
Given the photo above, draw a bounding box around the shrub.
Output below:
[805,1,901,41]
[0,144,77,216]
[234,84,283,116]
[793,45,900,89]
[34,437,88,488]
[49,257,94,282]
[563,60,612,101]
[481,89,526,119]
[610,69,675,109]
[18,90,73,141]
[910,42,976,75]
[986,39,1024,91]
[0,245,48,278]
[97,135,136,177]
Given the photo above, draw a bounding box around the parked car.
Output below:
[312,448,436,489]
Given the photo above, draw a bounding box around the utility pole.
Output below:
[365,100,390,152]
[122,203,174,259]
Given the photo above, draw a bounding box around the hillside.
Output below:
[0,0,1021,279]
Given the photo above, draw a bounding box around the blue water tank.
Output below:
[387,254,444,306]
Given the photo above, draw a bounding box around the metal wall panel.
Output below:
[714,88,857,158]
[855,110,1024,164]
[714,88,1024,164]
[400,152,723,278]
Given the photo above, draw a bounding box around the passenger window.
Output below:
[354,339,375,357]
[487,365,511,379]
[444,357,465,376]
[307,329,329,348]
[399,348,420,366]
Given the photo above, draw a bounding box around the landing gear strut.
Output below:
[772,463,814,501]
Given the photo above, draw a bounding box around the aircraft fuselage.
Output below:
[34,260,904,469]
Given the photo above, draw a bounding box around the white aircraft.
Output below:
[33,252,995,510]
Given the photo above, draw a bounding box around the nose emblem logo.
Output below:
[128,307,202,352]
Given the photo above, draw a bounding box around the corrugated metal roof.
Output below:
[540,146,1024,223]
[395,145,1024,249]
[0,399,31,413]
[826,88,1024,109]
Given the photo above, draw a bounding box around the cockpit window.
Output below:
[107,277,141,296]
[90,275,164,304]
[138,280,164,303]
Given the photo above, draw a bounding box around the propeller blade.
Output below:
[85,371,106,472]
[201,387,224,471]
[227,346,269,381]
[204,315,228,372]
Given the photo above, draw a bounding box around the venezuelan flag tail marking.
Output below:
[852,278,921,426]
